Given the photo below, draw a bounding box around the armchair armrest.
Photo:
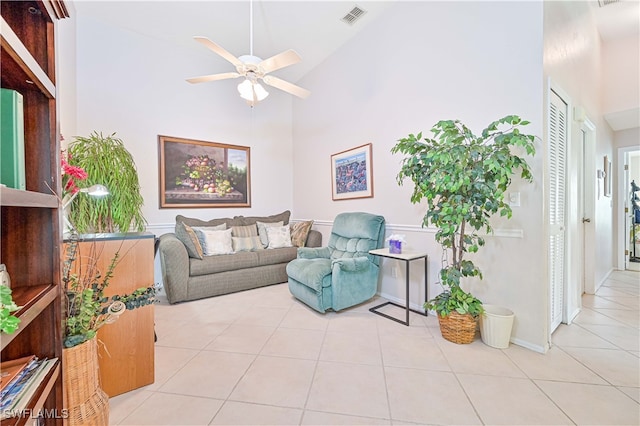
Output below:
[331,257,371,272]
[330,258,379,311]
[297,246,331,259]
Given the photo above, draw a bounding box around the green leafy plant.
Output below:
[0,285,21,334]
[67,132,146,233]
[392,115,536,318]
[63,234,156,348]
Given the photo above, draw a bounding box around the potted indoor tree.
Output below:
[66,132,146,233]
[392,115,536,344]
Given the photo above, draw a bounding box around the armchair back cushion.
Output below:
[328,213,385,265]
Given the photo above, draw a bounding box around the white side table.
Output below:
[368,248,428,326]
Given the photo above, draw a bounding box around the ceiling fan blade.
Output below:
[186,72,241,84]
[258,49,302,74]
[262,75,310,99]
[193,36,243,67]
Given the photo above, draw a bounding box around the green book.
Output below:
[0,88,26,190]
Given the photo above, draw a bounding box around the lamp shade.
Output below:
[84,184,109,197]
[237,79,269,104]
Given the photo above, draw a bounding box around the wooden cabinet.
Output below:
[1,2,69,425]
[66,233,156,397]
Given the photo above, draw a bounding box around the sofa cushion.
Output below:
[256,246,298,266]
[290,220,314,248]
[190,251,260,276]
[176,214,244,229]
[198,228,234,256]
[267,226,293,249]
[235,210,291,226]
[175,221,205,259]
[232,236,264,252]
[231,224,258,237]
[256,220,284,247]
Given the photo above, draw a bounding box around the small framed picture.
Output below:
[330,143,373,201]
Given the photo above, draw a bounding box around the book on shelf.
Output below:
[0,357,41,404]
[0,357,58,419]
[0,355,36,394]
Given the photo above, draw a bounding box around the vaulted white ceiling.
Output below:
[74,0,638,128]
[73,1,394,84]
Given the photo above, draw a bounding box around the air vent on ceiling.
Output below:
[598,0,620,7]
[341,5,367,26]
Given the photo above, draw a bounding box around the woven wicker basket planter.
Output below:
[63,337,109,426]
[437,312,478,344]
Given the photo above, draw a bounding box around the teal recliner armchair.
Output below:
[286,212,386,313]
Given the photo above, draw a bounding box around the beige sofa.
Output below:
[158,210,321,304]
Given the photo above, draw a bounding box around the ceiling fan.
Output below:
[186,0,310,106]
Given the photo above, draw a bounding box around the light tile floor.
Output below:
[110,270,640,425]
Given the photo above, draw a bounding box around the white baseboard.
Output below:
[510,337,548,354]
[378,291,427,314]
[596,268,614,292]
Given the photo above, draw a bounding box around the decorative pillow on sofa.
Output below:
[198,228,234,256]
[231,224,258,238]
[256,221,284,248]
[192,224,228,254]
[266,225,293,249]
[175,221,225,259]
[232,236,264,252]
[290,220,314,247]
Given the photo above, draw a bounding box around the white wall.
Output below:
[603,34,640,115]
[544,0,615,291]
[293,1,547,350]
[71,13,296,235]
[56,3,77,149]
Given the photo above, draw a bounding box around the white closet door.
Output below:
[548,89,568,333]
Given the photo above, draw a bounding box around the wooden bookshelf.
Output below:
[1,1,69,425]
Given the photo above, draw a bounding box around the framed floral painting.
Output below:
[331,143,373,201]
[158,135,251,208]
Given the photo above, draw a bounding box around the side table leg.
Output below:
[424,256,428,316]
[405,260,410,325]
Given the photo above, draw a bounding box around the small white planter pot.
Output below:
[479,305,514,349]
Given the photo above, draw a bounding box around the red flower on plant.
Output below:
[61,151,88,195]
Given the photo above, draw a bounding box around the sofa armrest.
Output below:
[305,230,322,248]
[158,233,190,304]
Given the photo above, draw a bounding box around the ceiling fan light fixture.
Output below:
[253,82,269,101]
[237,79,268,103]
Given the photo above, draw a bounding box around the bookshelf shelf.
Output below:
[0,16,55,99]
[0,285,58,351]
[0,187,58,208]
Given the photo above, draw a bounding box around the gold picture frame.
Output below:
[158,135,251,208]
[330,143,374,201]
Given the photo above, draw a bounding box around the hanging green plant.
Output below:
[67,132,146,233]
